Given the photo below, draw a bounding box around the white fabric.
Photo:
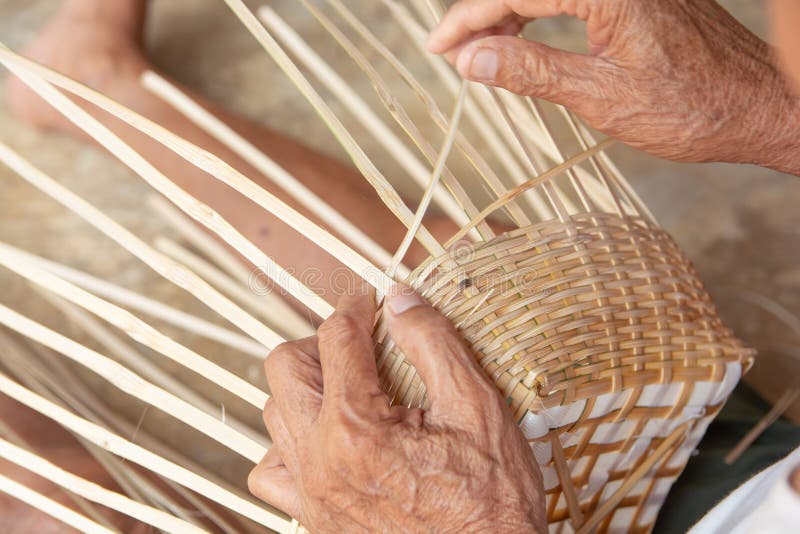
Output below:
[690,446,800,533]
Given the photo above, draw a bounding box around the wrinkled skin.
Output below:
[249,288,546,533]
[427,0,800,174]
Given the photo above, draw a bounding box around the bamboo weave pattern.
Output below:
[377,212,754,532]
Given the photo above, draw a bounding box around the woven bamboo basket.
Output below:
[0,1,754,532]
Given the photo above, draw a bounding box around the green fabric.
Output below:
[653,384,800,533]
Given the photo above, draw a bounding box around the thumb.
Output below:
[383,284,499,418]
[455,35,600,105]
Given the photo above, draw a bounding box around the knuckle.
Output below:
[317,313,363,348]
[247,466,266,498]
[264,342,299,380]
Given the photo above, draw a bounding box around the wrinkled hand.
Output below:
[248,287,546,533]
[428,0,800,174]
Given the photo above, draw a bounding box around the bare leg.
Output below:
[5,0,457,306]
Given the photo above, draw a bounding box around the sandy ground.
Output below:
[0,0,798,492]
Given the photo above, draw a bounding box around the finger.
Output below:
[441,21,523,64]
[453,35,603,105]
[248,447,301,518]
[428,0,561,53]
[317,287,388,415]
[262,398,299,475]
[264,337,323,443]
[383,284,499,418]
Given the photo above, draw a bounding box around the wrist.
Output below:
[717,61,800,176]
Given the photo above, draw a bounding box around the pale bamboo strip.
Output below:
[502,94,624,216]
[487,90,575,221]
[571,118,657,222]
[13,335,257,523]
[257,7,468,231]
[0,374,290,532]
[0,473,115,534]
[330,0,537,227]
[522,98,595,213]
[0,141,285,351]
[220,1,444,257]
[0,49,336,317]
[141,71,408,279]
[0,249,269,410]
[445,138,617,246]
[147,194,254,283]
[0,304,267,462]
[33,289,270,448]
[288,1,492,241]
[551,104,623,216]
[485,91,623,220]
[0,366,217,532]
[0,242,266,358]
[0,253,270,410]
[0,438,208,533]
[163,478,245,534]
[377,0,552,221]
[0,334,175,517]
[1,336,214,529]
[389,83,467,275]
[0,419,116,530]
[155,236,314,339]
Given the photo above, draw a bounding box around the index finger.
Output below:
[317,288,388,415]
[427,0,559,53]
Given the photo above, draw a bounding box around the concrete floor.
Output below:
[0,0,798,494]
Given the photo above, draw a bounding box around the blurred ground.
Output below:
[0,0,798,493]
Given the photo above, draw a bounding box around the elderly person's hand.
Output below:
[428,0,800,174]
[248,287,547,533]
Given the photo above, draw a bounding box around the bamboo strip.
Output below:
[389,83,467,275]
[0,304,267,462]
[257,6,469,231]
[0,140,285,350]
[0,242,266,358]
[0,364,237,533]
[141,71,408,278]
[155,236,314,339]
[147,194,255,284]
[0,473,116,534]
[0,333,180,519]
[575,423,689,534]
[377,0,551,221]
[0,419,115,530]
[0,374,290,532]
[445,138,616,246]
[220,1,444,257]
[550,434,584,529]
[0,246,269,410]
[288,0,493,241]
[725,387,800,465]
[162,478,245,534]
[8,334,257,520]
[330,0,535,227]
[33,289,270,448]
[0,438,208,533]
[0,48,337,317]
[487,90,574,221]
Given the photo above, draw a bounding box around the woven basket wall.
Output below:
[376,212,755,533]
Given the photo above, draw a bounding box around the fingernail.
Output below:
[386,285,425,316]
[469,48,498,80]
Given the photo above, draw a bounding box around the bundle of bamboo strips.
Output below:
[0,1,755,532]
